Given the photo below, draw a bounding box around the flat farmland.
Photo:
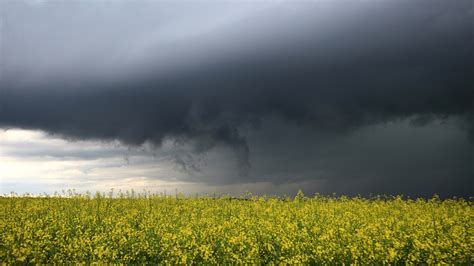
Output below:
[1,193,472,264]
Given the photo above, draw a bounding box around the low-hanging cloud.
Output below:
[0,0,473,196]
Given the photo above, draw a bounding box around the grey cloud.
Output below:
[168,118,472,198]
[0,0,473,197]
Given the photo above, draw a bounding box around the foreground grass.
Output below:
[1,192,472,264]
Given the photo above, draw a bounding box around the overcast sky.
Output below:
[0,0,473,197]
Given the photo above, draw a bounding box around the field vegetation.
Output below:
[1,190,472,264]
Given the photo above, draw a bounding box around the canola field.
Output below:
[1,191,472,264]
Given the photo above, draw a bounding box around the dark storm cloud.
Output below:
[0,0,473,196]
[237,118,473,198]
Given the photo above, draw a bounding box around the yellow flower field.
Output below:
[1,191,472,264]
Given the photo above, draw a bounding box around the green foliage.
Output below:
[1,193,472,264]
